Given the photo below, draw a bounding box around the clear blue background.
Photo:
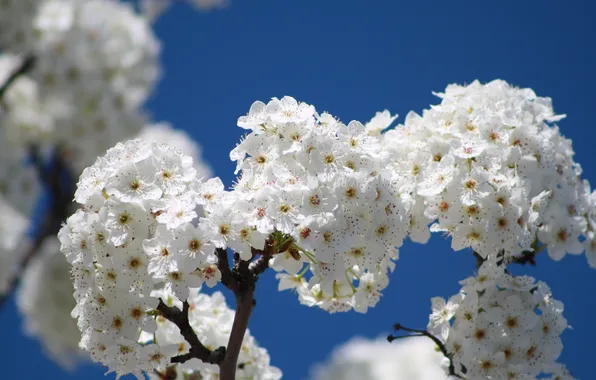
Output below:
[1,0,595,378]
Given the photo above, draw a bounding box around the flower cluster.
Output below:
[58,139,226,377]
[382,80,596,267]
[428,256,571,379]
[58,95,413,376]
[17,237,83,369]
[143,288,282,380]
[0,0,160,170]
[229,97,411,313]
[57,86,596,378]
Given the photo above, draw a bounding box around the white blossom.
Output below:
[310,336,444,380]
[382,80,596,265]
[427,256,570,379]
[17,237,84,369]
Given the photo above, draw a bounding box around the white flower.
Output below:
[364,110,398,136]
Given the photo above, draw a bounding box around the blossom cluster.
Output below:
[16,237,83,369]
[428,256,572,379]
[0,0,160,170]
[230,97,411,313]
[58,139,228,377]
[57,83,596,378]
[57,94,413,376]
[143,288,282,380]
[381,80,596,267]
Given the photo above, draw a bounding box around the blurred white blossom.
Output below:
[17,237,84,369]
[310,336,444,380]
[0,196,29,296]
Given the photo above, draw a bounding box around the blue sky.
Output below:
[1,0,595,378]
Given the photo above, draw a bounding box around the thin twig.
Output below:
[0,54,36,101]
[507,244,546,266]
[389,323,463,379]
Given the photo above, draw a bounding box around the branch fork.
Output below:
[158,238,277,380]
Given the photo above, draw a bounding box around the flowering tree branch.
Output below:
[473,242,546,269]
[157,244,274,379]
[55,84,587,379]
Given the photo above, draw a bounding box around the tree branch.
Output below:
[507,244,545,266]
[216,248,236,291]
[473,243,546,270]
[388,323,463,379]
[157,298,226,365]
[0,54,36,101]
[160,235,277,378]
[472,250,485,269]
[248,254,270,277]
[216,244,274,379]
[219,289,255,380]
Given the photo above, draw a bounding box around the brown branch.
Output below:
[216,244,275,379]
[473,243,545,270]
[389,323,464,379]
[162,237,277,378]
[507,244,545,266]
[157,298,226,365]
[219,289,255,380]
[153,366,178,380]
[216,248,236,291]
[248,254,270,277]
[0,54,36,101]
[472,250,485,269]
